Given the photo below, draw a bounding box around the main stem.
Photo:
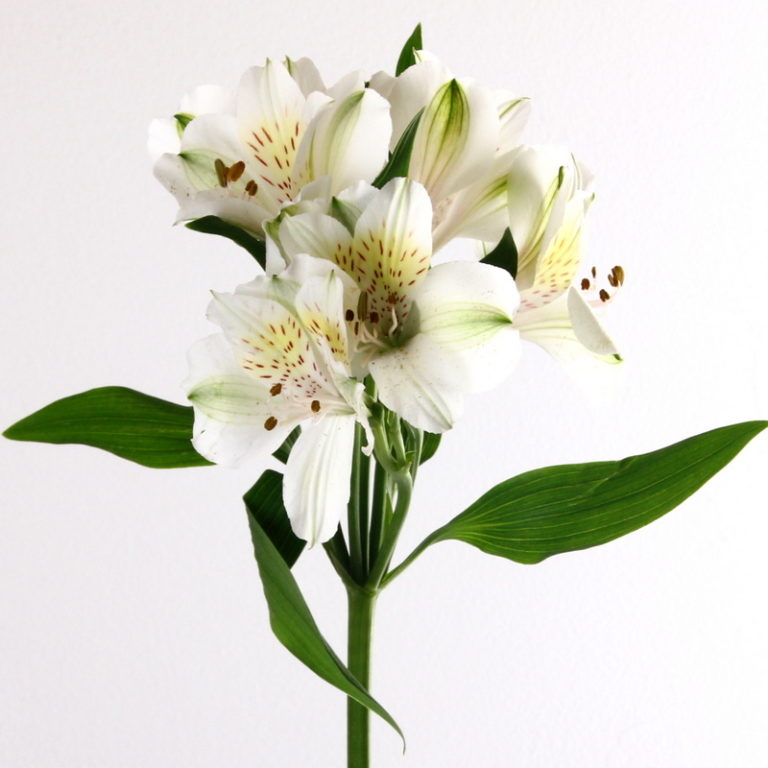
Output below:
[347,587,377,768]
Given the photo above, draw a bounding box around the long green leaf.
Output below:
[244,470,305,568]
[247,515,404,745]
[372,108,424,189]
[3,386,211,469]
[395,23,423,76]
[391,422,766,573]
[186,216,266,268]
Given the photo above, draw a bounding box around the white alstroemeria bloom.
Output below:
[152,58,391,239]
[505,145,622,365]
[371,55,531,252]
[184,257,370,545]
[277,178,521,432]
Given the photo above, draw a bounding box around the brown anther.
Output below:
[214,158,228,187]
[264,416,278,431]
[608,274,618,287]
[310,400,321,413]
[591,266,597,279]
[245,180,259,196]
[345,309,354,322]
[369,311,380,324]
[581,278,591,291]
[612,265,625,285]
[270,383,282,396]
[599,289,610,303]
[228,161,246,182]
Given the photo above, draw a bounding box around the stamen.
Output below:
[357,292,368,321]
[612,265,625,285]
[369,311,380,324]
[245,180,259,196]
[311,400,321,413]
[599,289,610,302]
[264,416,278,431]
[591,266,597,279]
[270,383,282,396]
[581,278,591,290]
[214,159,228,187]
[345,309,354,322]
[228,161,245,182]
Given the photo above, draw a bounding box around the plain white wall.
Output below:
[2,0,767,766]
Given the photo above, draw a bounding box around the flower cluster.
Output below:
[150,48,622,544]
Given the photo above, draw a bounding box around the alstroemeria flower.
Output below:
[152,58,391,240]
[276,178,521,432]
[184,257,370,545]
[504,145,622,365]
[371,54,531,251]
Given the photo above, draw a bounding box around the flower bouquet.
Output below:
[5,24,765,767]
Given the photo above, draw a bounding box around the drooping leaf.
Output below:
[400,421,767,567]
[481,228,517,278]
[244,470,305,568]
[272,426,301,464]
[372,108,424,189]
[247,515,404,745]
[3,386,211,469]
[185,216,266,268]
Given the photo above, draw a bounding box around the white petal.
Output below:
[567,287,621,356]
[383,59,451,150]
[516,290,621,363]
[148,118,181,162]
[184,335,292,466]
[285,56,326,97]
[236,61,307,207]
[497,96,531,155]
[175,188,271,236]
[369,333,464,432]
[326,70,366,100]
[153,153,196,202]
[409,79,499,203]
[351,178,433,328]
[293,89,392,195]
[279,210,353,263]
[284,414,356,545]
[412,261,521,392]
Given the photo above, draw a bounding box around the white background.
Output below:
[2,1,767,766]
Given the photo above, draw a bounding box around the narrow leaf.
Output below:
[186,216,266,268]
[395,23,423,76]
[272,426,301,464]
[244,470,305,568]
[372,108,424,189]
[247,515,404,744]
[3,386,211,469]
[482,228,517,278]
[409,422,767,566]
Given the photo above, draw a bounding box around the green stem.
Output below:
[347,587,377,768]
[348,424,364,583]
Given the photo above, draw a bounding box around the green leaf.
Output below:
[395,23,423,76]
[247,515,404,745]
[420,432,441,465]
[272,426,301,464]
[372,108,424,189]
[244,470,305,568]
[481,228,517,278]
[185,216,266,268]
[3,386,211,469]
[402,422,767,567]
